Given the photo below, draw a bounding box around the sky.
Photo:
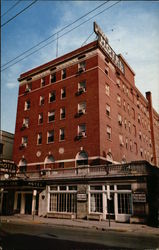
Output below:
[1,0,159,133]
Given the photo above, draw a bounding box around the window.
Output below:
[128,121,131,132]
[47,130,54,143]
[59,128,65,141]
[138,114,141,124]
[127,104,130,114]
[61,87,66,99]
[48,111,55,122]
[90,193,103,213]
[78,61,86,72]
[130,140,132,151]
[117,94,121,106]
[38,113,43,124]
[106,104,110,117]
[60,108,65,119]
[118,114,122,126]
[59,162,64,168]
[22,118,29,128]
[41,77,45,87]
[51,73,56,83]
[21,136,28,147]
[132,108,135,119]
[37,133,42,145]
[49,91,56,102]
[123,100,126,111]
[139,131,142,140]
[62,69,66,79]
[119,134,124,146]
[78,124,86,137]
[116,78,120,87]
[25,83,32,93]
[126,87,129,96]
[134,142,138,154]
[49,193,77,213]
[125,138,128,149]
[124,119,127,129]
[118,193,132,214]
[140,148,143,157]
[107,126,111,140]
[133,125,136,137]
[105,84,110,96]
[78,102,86,115]
[78,80,86,94]
[24,100,30,110]
[105,67,109,75]
[39,96,44,106]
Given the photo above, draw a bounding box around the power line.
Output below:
[1,0,38,28]
[1,1,109,69]
[1,0,21,18]
[81,31,94,47]
[1,1,121,72]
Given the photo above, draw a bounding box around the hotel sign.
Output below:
[133,192,146,203]
[94,22,125,74]
[0,160,17,173]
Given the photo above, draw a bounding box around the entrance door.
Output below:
[107,193,115,219]
[25,194,32,214]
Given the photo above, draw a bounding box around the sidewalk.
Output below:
[1,215,159,235]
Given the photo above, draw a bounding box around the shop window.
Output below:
[118,193,132,214]
[90,186,102,190]
[49,193,77,213]
[90,193,103,213]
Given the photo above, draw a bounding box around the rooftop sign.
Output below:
[94,22,125,74]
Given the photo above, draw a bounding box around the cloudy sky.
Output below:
[1,0,159,133]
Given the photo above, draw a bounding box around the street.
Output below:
[0,222,159,250]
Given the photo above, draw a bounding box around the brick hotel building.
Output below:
[13,26,159,170]
[1,23,159,224]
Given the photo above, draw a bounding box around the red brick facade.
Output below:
[13,40,159,171]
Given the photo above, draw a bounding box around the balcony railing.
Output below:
[14,162,151,180]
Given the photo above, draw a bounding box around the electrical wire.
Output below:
[1,0,38,28]
[1,1,109,69]
[1,1,121,72]
[81,31,94,47]
[1,0,21,18]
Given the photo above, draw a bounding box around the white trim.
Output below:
[19,50,98,86]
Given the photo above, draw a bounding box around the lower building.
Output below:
[0,161,158,226]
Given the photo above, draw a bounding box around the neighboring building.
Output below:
[1,23,159,225]
[0,130,14,161]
